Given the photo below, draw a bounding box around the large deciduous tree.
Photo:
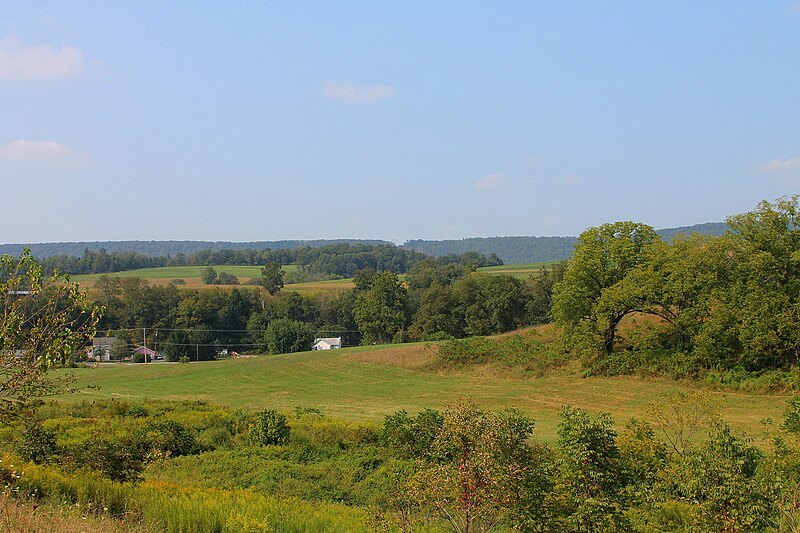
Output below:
[552,221,660,355]
[354,271,410,344]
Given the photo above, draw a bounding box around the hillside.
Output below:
[62,340,785,444]
[404,222,731,263]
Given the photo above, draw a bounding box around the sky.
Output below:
[1,1,799,244]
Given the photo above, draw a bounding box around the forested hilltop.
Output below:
[2,221,729,265]
[405,222,730,263]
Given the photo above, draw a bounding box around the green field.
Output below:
[62,346,788,444]
[478,261,561,279]
[71,264,300,282]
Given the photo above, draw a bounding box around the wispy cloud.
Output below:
[754,157,800,185]
[789,3,800,13]
[475,173,509,192]
[322,81,396,102]
[0,140,91,167]
[0,36,86,80]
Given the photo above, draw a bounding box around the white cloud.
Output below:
[0,140,91,167]
[475,174,508,191]
[754,157,800,185]
[322,81,396,102]
[0,36,86,80]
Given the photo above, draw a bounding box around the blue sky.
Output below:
[1,1,799,244]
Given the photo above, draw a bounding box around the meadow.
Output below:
[61,342,788,444]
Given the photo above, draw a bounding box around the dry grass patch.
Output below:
[0,493,146,533]
[341,343,436,369]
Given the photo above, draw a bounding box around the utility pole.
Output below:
[143,327,147,365]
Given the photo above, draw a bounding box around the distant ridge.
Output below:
[404,222,731,264]
[0,222,731,264]
[0,239,391,258]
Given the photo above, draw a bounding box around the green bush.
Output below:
[18,420,58,464]
[249,410,290,446]
[138,420,199,457]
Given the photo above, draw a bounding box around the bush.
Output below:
[132,353,152,364]
[249,410,290,446]
[138,420,199,457]
[18,421,58,464]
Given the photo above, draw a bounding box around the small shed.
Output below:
[313,337,342,350]
[133,346,157,359]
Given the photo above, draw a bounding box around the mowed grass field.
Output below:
[61,343,789,444]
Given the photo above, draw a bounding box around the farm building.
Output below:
[91,337,117,362]
[313,337,342,350]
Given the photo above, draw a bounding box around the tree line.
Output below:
[37,243,503,279]
[93,254,545,360]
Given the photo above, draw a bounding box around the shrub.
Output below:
[132,353,152,364]
[138,420,199,457]
[18,421,58,464]
[249,410,290,446]
[124,404,149,418]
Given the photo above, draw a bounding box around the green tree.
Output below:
[552,221,660,355]
[201,266,218,284]
[354,271,410,344]
[261,262,285,295]
[451,273,529,336]
[216,271,239,285]
[264,318,314,354]
[553,406,629,531]
[1,250,101,424]
[406,399,538,532]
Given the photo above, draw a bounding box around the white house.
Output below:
[91,337,117,362]
[313,337,342,350]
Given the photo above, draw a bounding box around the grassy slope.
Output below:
[62,344,787,444]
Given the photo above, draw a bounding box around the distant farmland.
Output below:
[69,264,357,294]
[70,262,549,293]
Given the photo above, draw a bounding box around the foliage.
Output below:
[405,398,538,532]
[249,410,290,446]
[552,221,660,356]
[1,250,100,424]
[552,406,630,531]
[354,271,411,344]
[381,408,443,459]
[260,262,284,295]
[647,389,720,456]
[264,318,313,354]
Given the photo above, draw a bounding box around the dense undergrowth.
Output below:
[2,396,800,531]
[430,327,800,393]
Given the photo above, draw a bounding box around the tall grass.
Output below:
[2,453,367,532]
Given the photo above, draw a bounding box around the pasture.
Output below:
[62,343,788,444]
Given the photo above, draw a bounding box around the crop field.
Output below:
[478,261,561,278]
[61,344,788,444]
[69,264,355,293]
[71,264,298,282]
